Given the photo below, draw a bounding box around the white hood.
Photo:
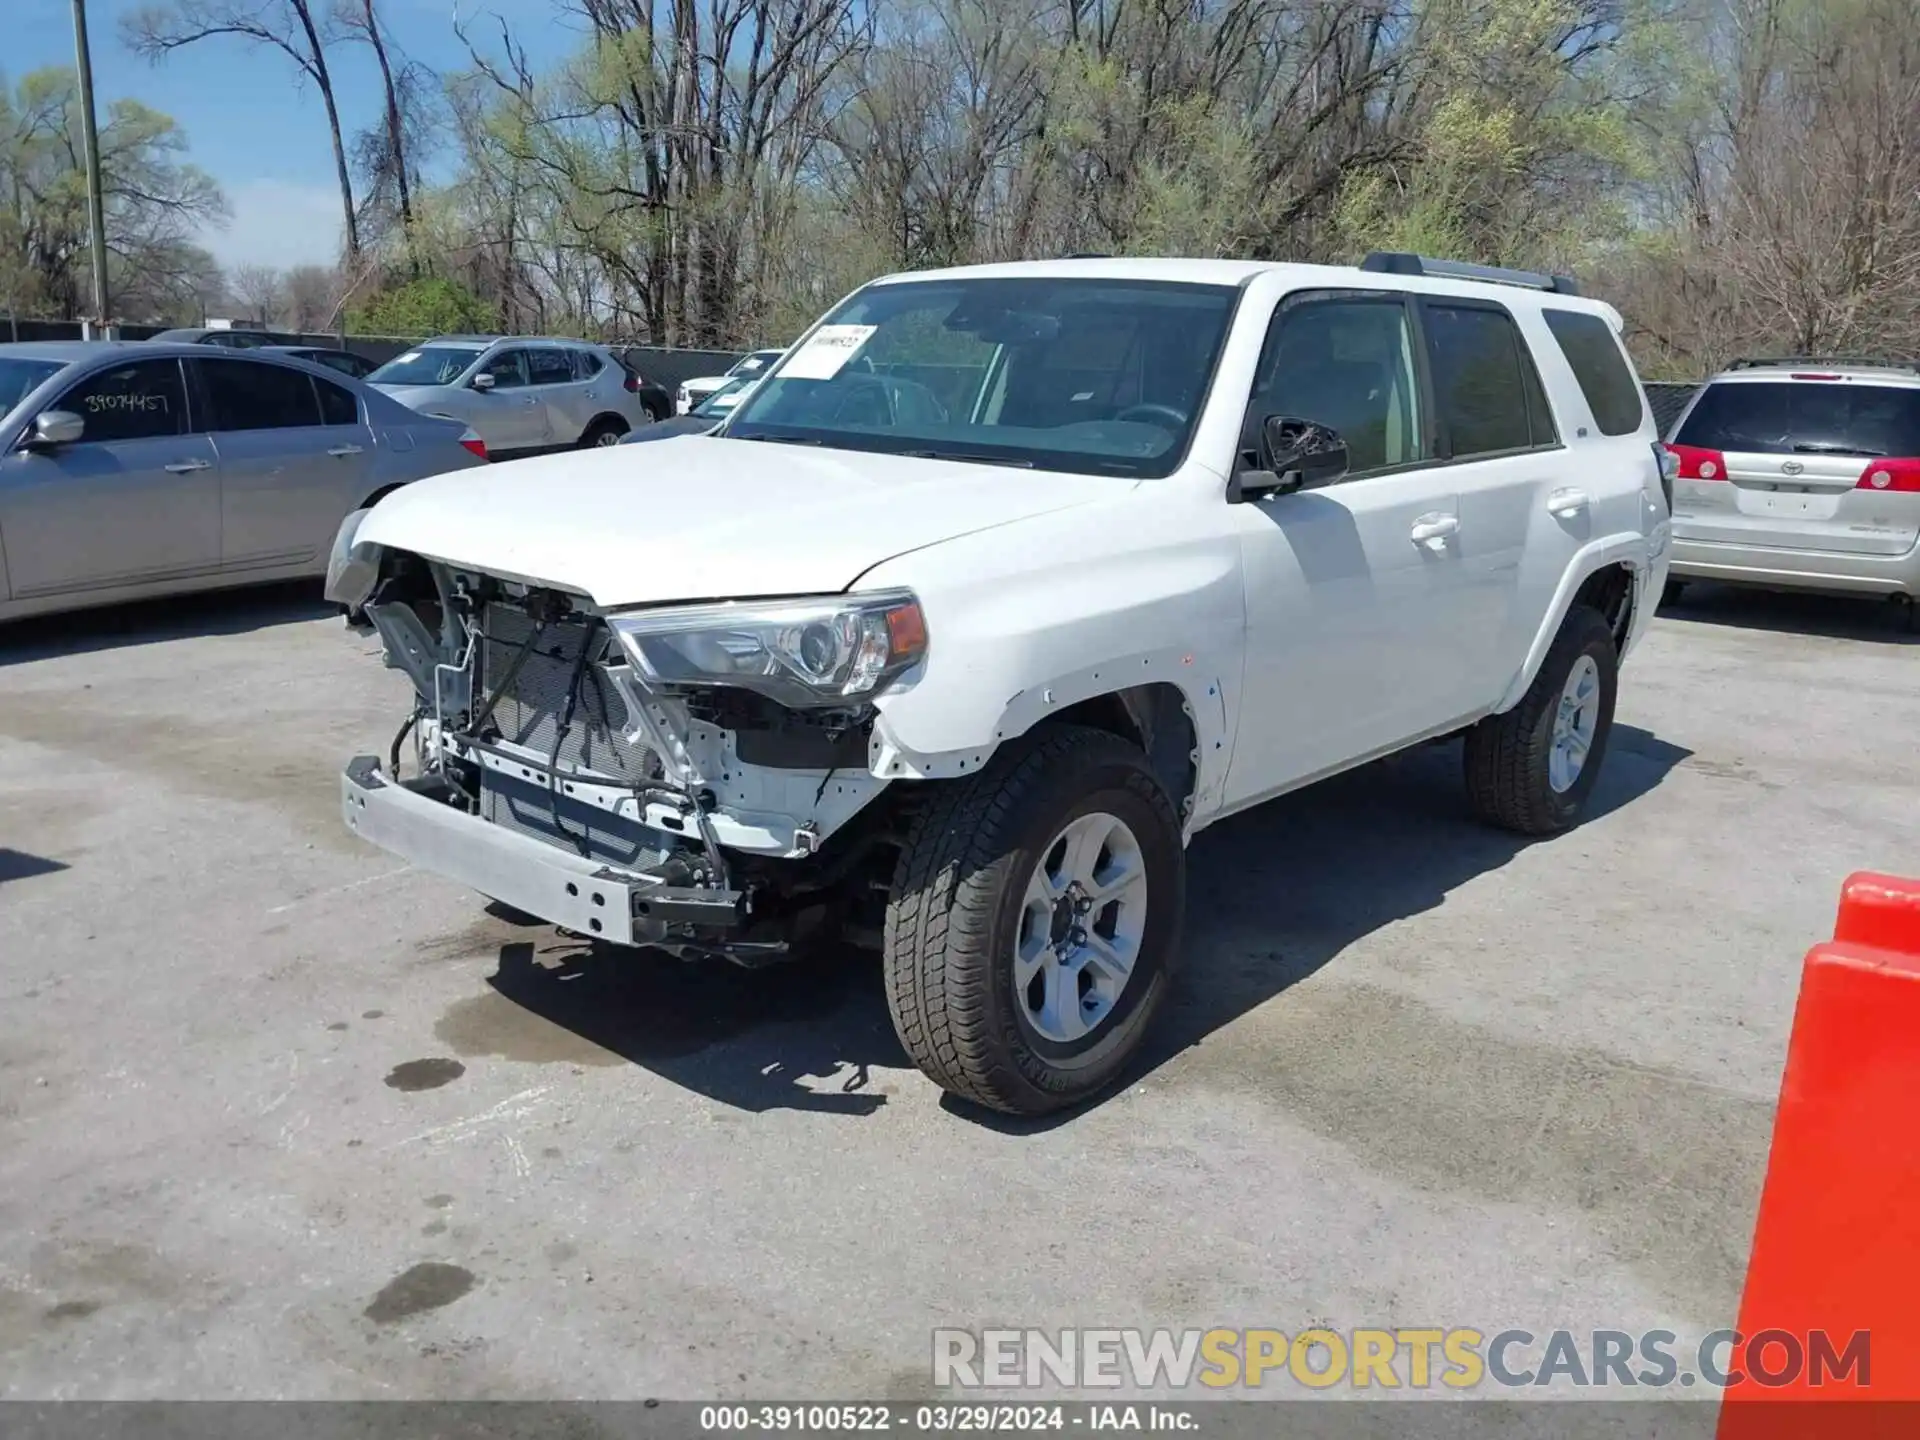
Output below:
[355,436,1125,607]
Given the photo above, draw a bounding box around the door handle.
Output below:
[164,459,212,474]
[1548,486,1590,518]
[326,444,365,458]
[1410,513,1459,547]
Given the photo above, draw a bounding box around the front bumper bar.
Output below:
[340,756,740,946]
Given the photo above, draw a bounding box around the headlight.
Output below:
[609,591,928,710]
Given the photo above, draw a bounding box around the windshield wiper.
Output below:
[738,433,823,446]
[1793,441,1886,456]
[902,449,1035,468]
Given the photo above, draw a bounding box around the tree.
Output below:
[284,261,339,330]
[227,261,287,324]
[0,66,227,321]
[125,0,361,261]
[347,274,491,335]
[337,0,433,260]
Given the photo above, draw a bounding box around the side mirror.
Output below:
[471,371,496,392]
[23,410,84,450]
[1229,415,1349,502]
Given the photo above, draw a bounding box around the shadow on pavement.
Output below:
[0,848,69,885]
[462,724,1692,1124]
[0,581,336,667]
[1664,582,1918,645]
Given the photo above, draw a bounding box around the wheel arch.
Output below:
[1045,684,1200,826]
[1494,542,1645,714]
[584,411,631,438]
[869,653,1231,833]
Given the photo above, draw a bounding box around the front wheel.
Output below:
[883,726,1184,1116]
[1463,605,1618,836]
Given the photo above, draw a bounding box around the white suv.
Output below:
[327,252,1670,1116]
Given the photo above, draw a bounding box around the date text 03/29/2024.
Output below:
[698,1404,1195,1433]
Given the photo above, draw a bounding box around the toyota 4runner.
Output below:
[327,252,1672,1115]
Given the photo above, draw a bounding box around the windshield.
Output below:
[728,351,782,379]
[693,376,752,418]
[724,278,1240,477]
[0,358,67,416]
[1677,381,1920,457]
[368,345,483,387]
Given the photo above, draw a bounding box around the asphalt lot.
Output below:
[1,581,1915,1400]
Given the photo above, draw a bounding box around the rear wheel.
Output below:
[580,418,628,448]
[883,726,1184,1116]
[1464,605,1618,836]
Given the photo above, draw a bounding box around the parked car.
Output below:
[366,336,654,458]
[148,326,300,349]
[623,375,757,444]
[677,348,783,414]
[0,341,486,623]
[1663,357,1920,613]
[328,251,1668,1116]
[603,349,677,423]
[267,345,379,381]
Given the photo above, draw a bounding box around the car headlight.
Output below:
[608,592,928,709]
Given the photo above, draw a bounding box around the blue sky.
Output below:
[12,0,588,270]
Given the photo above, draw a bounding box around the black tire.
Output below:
[1464,605,1618,836]
[1661,580,1686,608]
[580,418,628,448]
[883,725,1184,1116]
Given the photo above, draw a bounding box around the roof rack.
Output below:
[1359,251,1582,297]
[1725,356,1920,374]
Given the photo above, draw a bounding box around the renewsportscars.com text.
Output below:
[932,1328,1871,1392]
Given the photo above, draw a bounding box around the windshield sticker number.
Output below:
[779,325,877,381]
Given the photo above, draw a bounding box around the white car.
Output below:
[677,348,783,414]
[328,252,1670,1116]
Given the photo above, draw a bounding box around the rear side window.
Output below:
[57,360,188,442]
[572,350,603,379]
[198,358,323,431]
[528,349,573,385]
[315,375,360,426]
[1544,310,1645,435]
[1423,303,1555,456]
[1675,382,1920,457]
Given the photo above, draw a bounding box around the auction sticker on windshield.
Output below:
[780,324,876,380]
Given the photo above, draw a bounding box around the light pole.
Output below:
[71,0,112,336]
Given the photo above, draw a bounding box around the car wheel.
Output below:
[883,725,1184,1116]
[1463,605,1618,836]
[580,419,628,448]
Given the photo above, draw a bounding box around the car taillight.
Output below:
[1664,443,1726,480]
[459,428,488,461]
[623,371,641,393]
[1856,457,1920,492]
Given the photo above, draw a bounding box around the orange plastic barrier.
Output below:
[1717,872,1920,1440]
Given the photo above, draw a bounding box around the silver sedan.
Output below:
[0,341,487,623]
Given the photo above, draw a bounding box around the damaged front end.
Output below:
[329,527,925,965]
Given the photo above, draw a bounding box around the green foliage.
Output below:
[348,275,494,336]
[1,66,225,321]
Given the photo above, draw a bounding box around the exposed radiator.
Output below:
[473,601,673,869]
[478,601,659,785]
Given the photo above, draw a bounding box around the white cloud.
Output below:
[198,178,345,271]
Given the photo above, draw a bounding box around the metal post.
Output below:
[71,0,112,336]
